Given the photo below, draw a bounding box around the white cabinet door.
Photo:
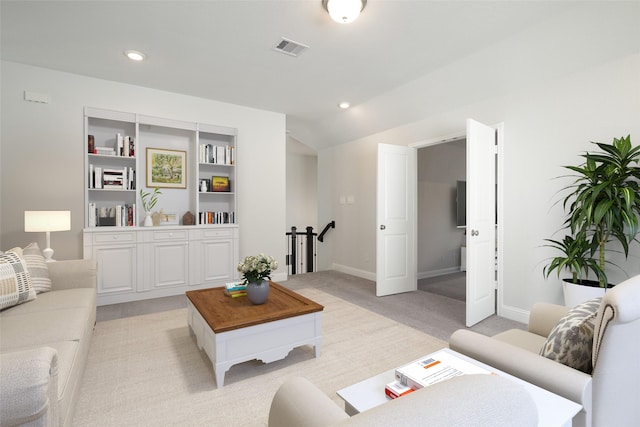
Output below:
[190,227,239,286]
[93,244,137,295]
[142,241,189,291]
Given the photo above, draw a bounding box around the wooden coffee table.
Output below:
[186,282,323,387]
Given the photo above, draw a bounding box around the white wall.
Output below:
[417,142,466,277]
[318,52,640,320]
[0,61,287,276]
[286,152,317,231]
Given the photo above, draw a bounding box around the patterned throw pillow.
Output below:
[539,297,602,373]
[21,242,53,293]
[0,251,37,310]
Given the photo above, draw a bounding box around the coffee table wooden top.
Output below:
[186,282,324,333]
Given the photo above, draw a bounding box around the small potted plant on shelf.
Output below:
[544,135,640,306]
[140,187,162,227]
[237,253,278,305]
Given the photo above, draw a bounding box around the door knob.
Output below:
[380,225,386,230]
[471,229,479,236]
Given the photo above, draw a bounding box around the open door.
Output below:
[376,143,417,296]
[465,119,497,326]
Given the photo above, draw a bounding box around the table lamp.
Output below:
[24,210,71,262]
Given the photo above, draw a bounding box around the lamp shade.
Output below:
[24,211,71,232]
[323,0,366,24]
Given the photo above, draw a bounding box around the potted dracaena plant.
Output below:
[544,135,640,306]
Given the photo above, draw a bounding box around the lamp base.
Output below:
[42,247,55,262]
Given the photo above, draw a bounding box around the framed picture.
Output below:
[146,148,187,188]
[158,211,179,226]
[211,176,230,192]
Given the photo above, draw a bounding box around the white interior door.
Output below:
[466,119,497,326]
[376,143,417,296]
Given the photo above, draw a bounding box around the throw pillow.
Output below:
[539,297,602,374]
[0,251,37,310]
[21,242,53,293]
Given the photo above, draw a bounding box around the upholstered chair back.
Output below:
[591,274,640,427]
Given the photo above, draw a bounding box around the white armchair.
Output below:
[450,273,640,427]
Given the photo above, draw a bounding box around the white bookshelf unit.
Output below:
[83,107,239,305]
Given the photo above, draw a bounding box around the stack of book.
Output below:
[386,350,492,399]
[224,281,247,298]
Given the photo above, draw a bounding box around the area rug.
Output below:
[73,288,447,426]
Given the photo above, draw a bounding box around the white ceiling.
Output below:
[1,1,633,151]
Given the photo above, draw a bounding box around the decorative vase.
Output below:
[143,212,153,227]
[247,280,269,305]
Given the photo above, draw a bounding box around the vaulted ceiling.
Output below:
[2,1,635,151]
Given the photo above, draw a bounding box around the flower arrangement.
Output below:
[237,253,278,285]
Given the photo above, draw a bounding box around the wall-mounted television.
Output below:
[456,180,466,227]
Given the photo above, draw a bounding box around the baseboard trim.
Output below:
[417,267,462,280]
[332,264,376,281]
[497,304,529,324]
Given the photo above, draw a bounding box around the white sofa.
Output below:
[0,259,97,427]
[268,374,538,426]
[450,273,640,427]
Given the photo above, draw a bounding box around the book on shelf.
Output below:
[199,211,235,225]
[89,166,135,190]
[87,203,136,227]
[394,350,493,391]
[94,147,116,156]
[384,381,414,399]
[94,167,102,189]
[199,144,234,165]
[116,133,135,157]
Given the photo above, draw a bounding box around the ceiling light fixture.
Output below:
[338,101,351,109]
[124,50,146,61]
[322,0,367,24]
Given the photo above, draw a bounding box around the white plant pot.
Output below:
[562,279,606,307]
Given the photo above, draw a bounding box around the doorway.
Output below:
[411,120,502,326]
[416,139,467,304]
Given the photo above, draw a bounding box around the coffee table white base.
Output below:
[337,348,581,427]
[187,300,322,387]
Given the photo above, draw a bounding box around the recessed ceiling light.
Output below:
[338,101,351,109]
[124,50,146,61]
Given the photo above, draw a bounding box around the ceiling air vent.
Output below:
[273,37,309,57]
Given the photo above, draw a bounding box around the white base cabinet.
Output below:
[84,225,239,305]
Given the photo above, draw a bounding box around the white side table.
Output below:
[336,348,581,427]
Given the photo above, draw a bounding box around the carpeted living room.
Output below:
[2,1,640,427]
[73,270,522,426]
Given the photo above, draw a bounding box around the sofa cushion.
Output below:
[493,329,548,354]
[539,297,601,373]
[0,308,92,351]
[0,251,36,311]
[21,243,53,294]
[0,288,96,317]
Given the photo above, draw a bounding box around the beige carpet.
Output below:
[73,288,447,426]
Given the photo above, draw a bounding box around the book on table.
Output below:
[384,380,414,399]
[394,350,493,391]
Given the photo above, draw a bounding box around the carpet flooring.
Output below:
[418,272,466,302]
[73,288,447,427]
